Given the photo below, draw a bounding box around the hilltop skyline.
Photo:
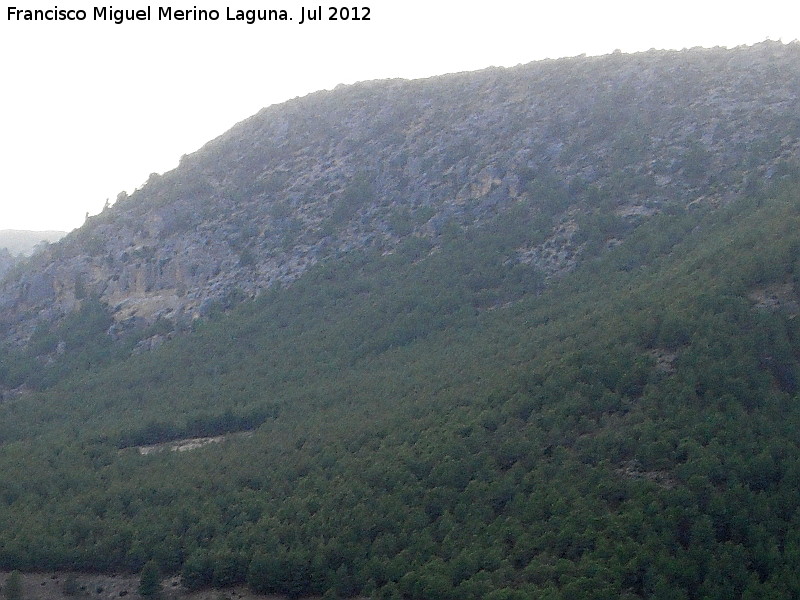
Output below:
[1,0,798,231]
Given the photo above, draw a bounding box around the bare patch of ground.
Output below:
[614,204,658,218]
[0,573,327,600]
[616,459,678,489]
[749,282,800,316]
[648,348,678,375]
[136,432,254,456]
[2,572,147,600]
[516,216,584,279]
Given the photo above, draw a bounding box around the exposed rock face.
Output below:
[1,41,799,347]
[749,282,800,316]
[516,215,583,279]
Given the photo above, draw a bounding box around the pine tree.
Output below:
[4,571,21,600]
[138,561,161,597]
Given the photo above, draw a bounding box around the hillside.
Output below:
[1,41,798,351]
[1,42,800,600]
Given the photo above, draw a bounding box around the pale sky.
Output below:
[1,0,798,232]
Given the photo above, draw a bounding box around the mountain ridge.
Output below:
[2,40,799,352]
[0,230,66,255]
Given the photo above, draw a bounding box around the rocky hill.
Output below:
[1,41,799,350]
[3,40,800,600]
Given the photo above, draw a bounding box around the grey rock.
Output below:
[1,41,799,349]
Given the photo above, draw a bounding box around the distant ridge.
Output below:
[0,229,67,256]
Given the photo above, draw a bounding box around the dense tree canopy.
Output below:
[0,176,799,599]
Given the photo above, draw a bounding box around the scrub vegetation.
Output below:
[1,42,800,599]
[1,176,800,599]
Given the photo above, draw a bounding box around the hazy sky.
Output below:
[1,0,798,232]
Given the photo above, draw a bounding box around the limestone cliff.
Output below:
[1,41,799,348]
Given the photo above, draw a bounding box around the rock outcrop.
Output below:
[1,41,799,348]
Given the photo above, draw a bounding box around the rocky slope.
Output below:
[1,41,799,348]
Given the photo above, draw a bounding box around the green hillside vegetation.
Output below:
[1,173,800,599]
